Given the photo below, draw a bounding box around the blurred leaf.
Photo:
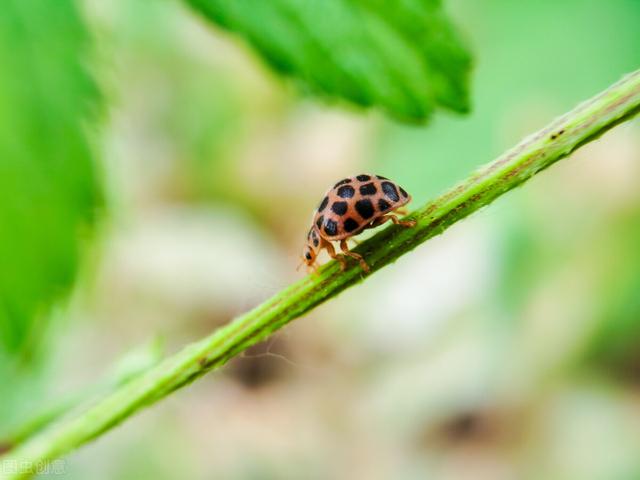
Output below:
[581,211,640,380]
[107,336,165,388]
[2,336,164,446]
[372,0,640,200]
[184,0,472,122]
[0,1,102,359]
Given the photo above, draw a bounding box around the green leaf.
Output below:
[0,0,102,359]
[184,0,472,122]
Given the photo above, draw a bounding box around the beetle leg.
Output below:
[340,240,370,273]
[370,214,416,229]
[322,238,348,271]
[389,214,416,228]
[368,216,388,228]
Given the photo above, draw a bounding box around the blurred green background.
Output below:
[1,0,640,478]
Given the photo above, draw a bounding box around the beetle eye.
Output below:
[305,251,312,260]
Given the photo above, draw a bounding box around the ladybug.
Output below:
[301,174,416,272]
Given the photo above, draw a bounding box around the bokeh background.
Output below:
[1,0,640,478]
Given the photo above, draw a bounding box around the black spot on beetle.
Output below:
[318,196,329,212]
[343,217,359,232]
[334,178,352,188]
[376,175,388,180]
[324,219,338,236]
[331,201,348,215]
[316,215,324,230]
[359,183,377,195]
[356,174,371,181]
[381,181,399,202]
[399,187,408,198]
[355,199,375,219]
[377,198,391,211]
[305,251,312,260]
[313,237,319,247]
[337,185,355,198]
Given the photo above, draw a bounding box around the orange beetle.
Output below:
[301,174,415,272]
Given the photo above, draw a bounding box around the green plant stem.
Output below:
[1,70,639,479]
[1,337,163,448]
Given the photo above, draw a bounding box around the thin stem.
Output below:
[1,70,639,479]
[1,337,163,448]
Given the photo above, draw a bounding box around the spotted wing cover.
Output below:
[313,174,411,241]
